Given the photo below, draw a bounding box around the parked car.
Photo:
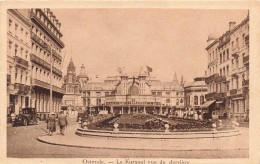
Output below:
[13,108,40,126]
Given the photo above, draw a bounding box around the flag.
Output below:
[146,66,153,73]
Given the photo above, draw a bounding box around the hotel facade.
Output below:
[205,15,249,121]
[6,9,65,121]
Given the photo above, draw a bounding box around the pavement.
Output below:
[37,123,249,151]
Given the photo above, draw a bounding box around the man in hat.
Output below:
[46,112,56,136]
[58,111,68,135]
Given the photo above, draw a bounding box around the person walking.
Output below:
[46,112,56,136]
[58,111,68,135]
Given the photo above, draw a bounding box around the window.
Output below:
[176,99,179,105]
[200,95,204,105]
[15,24,18,36]
[220,69,222,76]
[227,65,229,76]
[194,96,198,105]
[220,53,222,63]
[227,82,230,91]
[223,68,226,76]
[96,92,101,96]
[223,51,225,62]
[166,92,170,96]
[242,34,245,46]
[236,77,239,89]
[15,45,18,56]
[105,92,109,96]
[8,19,12,32]
[227,49,229,59]
[236,37,239,48]
[166,99,170,103]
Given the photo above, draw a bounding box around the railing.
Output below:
[31,53,51,70]
[242,79,249,87]
[52,66,62,77]
[205,92,226,100]
[7,75,11,84]
[14,56,28,67]
[232,47,239,58]
[214,75,226,83]
[230,89,237,95]
[30,11,65,48]
[14,83,30,94]
[31,32,51,52]
[243,55,249,65]
[32,79,65,94]
[52,49,62,61]
[205,73,219,83]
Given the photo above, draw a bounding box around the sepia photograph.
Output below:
[1,2,260,163]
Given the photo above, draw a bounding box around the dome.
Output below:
[67,59,76,73]
[128,85,139,95]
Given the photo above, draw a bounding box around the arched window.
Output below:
[83,99,86,106]
[194,96,198,105]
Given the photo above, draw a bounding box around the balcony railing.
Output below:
[52,66,62,77]
[242,79,249,87]
[32,79,65,94]
[205,92,226,100]
[30,11,65,48]
[7,75,11,84]
[31,53,51,70]
[232,47,239,58]
[205,73,219,83]
[243,55,249,65]
[14,56,28,67]
[14,83,30,94]
[31,32,51,52]
[214,75,226,83]
[52,49,62,61]
[230,89,237,95]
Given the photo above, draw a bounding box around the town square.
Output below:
[4,7,251,161]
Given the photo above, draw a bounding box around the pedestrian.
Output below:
[58,111,68,135]
[46,112,56,136]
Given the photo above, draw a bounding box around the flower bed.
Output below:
[88,113,234,132]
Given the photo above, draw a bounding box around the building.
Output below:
[7,9,31,121]
[204,15,249,121]
[63,64,185,115]
[29,9,65,119]
[184,76,208,118]
[62,59,88,115]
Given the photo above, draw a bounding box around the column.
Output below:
[110,106,113,113]
[121,106,123,114]
[143,106,146,114]
[159,106,162,114]
[128,106,130,114]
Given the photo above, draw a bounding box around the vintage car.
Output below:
[13,108,40,126]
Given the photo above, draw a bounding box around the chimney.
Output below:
[229,22,236,31]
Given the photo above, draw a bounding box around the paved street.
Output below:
[7,116,248,158]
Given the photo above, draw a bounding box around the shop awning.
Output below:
[201,100,216,108]
[216,101,223,104]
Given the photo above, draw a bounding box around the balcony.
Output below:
[230,89,237,96]
[32,79,65,94]
[232,47,240,58]
[14,56,28,67]
[205,92,226,100]
[31,53,51,70]
[52,49,62,61]
[242,79,249,87]
[7,75,11,84]
[245,35,249,45]
[243,55,249,65]
[205,73,219,83]
[30,11,65,48]
[31,32,51,52]
[52,66,62,77]
[214,75,226,83]
[14,83,30,94]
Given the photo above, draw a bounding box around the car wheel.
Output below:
[23,119,28,126]
[36,118,40,125]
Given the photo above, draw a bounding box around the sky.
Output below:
[53,9,248,83]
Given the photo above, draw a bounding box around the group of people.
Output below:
[46,111,68,136]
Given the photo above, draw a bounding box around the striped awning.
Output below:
[201,100,216,108]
